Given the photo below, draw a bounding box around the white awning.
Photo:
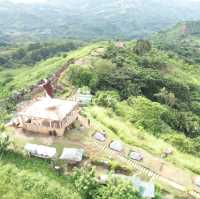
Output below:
[24,143,56,159]
[59,148,84,162]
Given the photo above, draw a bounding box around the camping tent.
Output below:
[109,141,123,152]
[60,148,84,162]
[24,143,56,159]
[93,132,106,142]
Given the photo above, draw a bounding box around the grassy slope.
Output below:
[84,106,200,175]
[0,151,80,199]
[0,42,107,199]
[0,42,107,99]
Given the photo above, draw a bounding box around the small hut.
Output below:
[24,143,56,159]
[16,97,79,136]
[59,148,84,164]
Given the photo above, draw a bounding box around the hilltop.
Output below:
[1,38,200,197]
[0,26,200,197]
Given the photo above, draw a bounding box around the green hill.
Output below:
[65,39,200,173]
[152,21,200,64]
[1,36,200,198]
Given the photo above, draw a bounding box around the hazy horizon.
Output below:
[4,0,200,4]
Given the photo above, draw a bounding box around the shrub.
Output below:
[96,178,141,199]
[72,167,98,199]
[134,40,152,55]
[127,96,171,135]
[94,91,120,108]
[68,65,97,88]
[0,133,11,155]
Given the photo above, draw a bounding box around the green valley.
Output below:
[1,14,200,199]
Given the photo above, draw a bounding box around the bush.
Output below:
[0,133,11,155]
[94,91,120,108]
[134,40,152,55]
[68,65,97,88]
[162,110,200,138]
[72,167,98,199]
[127,96,171,135]
[96,178,141,199]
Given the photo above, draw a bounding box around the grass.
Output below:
[0,41,108,99]
[0,151,80,199]
[84,106,200,175]
[0,56,67,99]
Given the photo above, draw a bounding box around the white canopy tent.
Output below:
[24,143,56,159]
[59,148,84,162]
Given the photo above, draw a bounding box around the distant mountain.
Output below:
[152,20,200,64]
[1,0,200,41]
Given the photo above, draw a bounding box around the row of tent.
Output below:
[93,132,143,161]
[24,143,84,162]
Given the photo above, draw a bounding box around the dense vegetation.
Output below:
[0,40,82,68]
[152,21,200,64]
[68,40,200,158]
[1,19,200,197]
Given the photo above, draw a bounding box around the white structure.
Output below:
[24,143,56,159]
[93,132,106,142]
[130,151,143,161]
[194,176,200,187]
[109,141,123,152]
[131,176,155,198]
[60,148,84,163]
[17,97,79,136]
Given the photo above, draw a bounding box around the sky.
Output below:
[9,0,48,3]
[5,0,200,4]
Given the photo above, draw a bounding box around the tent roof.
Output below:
[109,140,123,152]
[24,143,56,159]
[93,132,106,142]
[59,148,84,162]
[19,97,77,121]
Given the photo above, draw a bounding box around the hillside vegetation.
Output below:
[68,39,200,173]
[1,23,200,197]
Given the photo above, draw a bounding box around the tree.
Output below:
[154,87,176,107]
[94,91,120,108]
[134,40,152,55]
[72,167,98,199]
[68,65,97,89]
[96,178,141,199]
